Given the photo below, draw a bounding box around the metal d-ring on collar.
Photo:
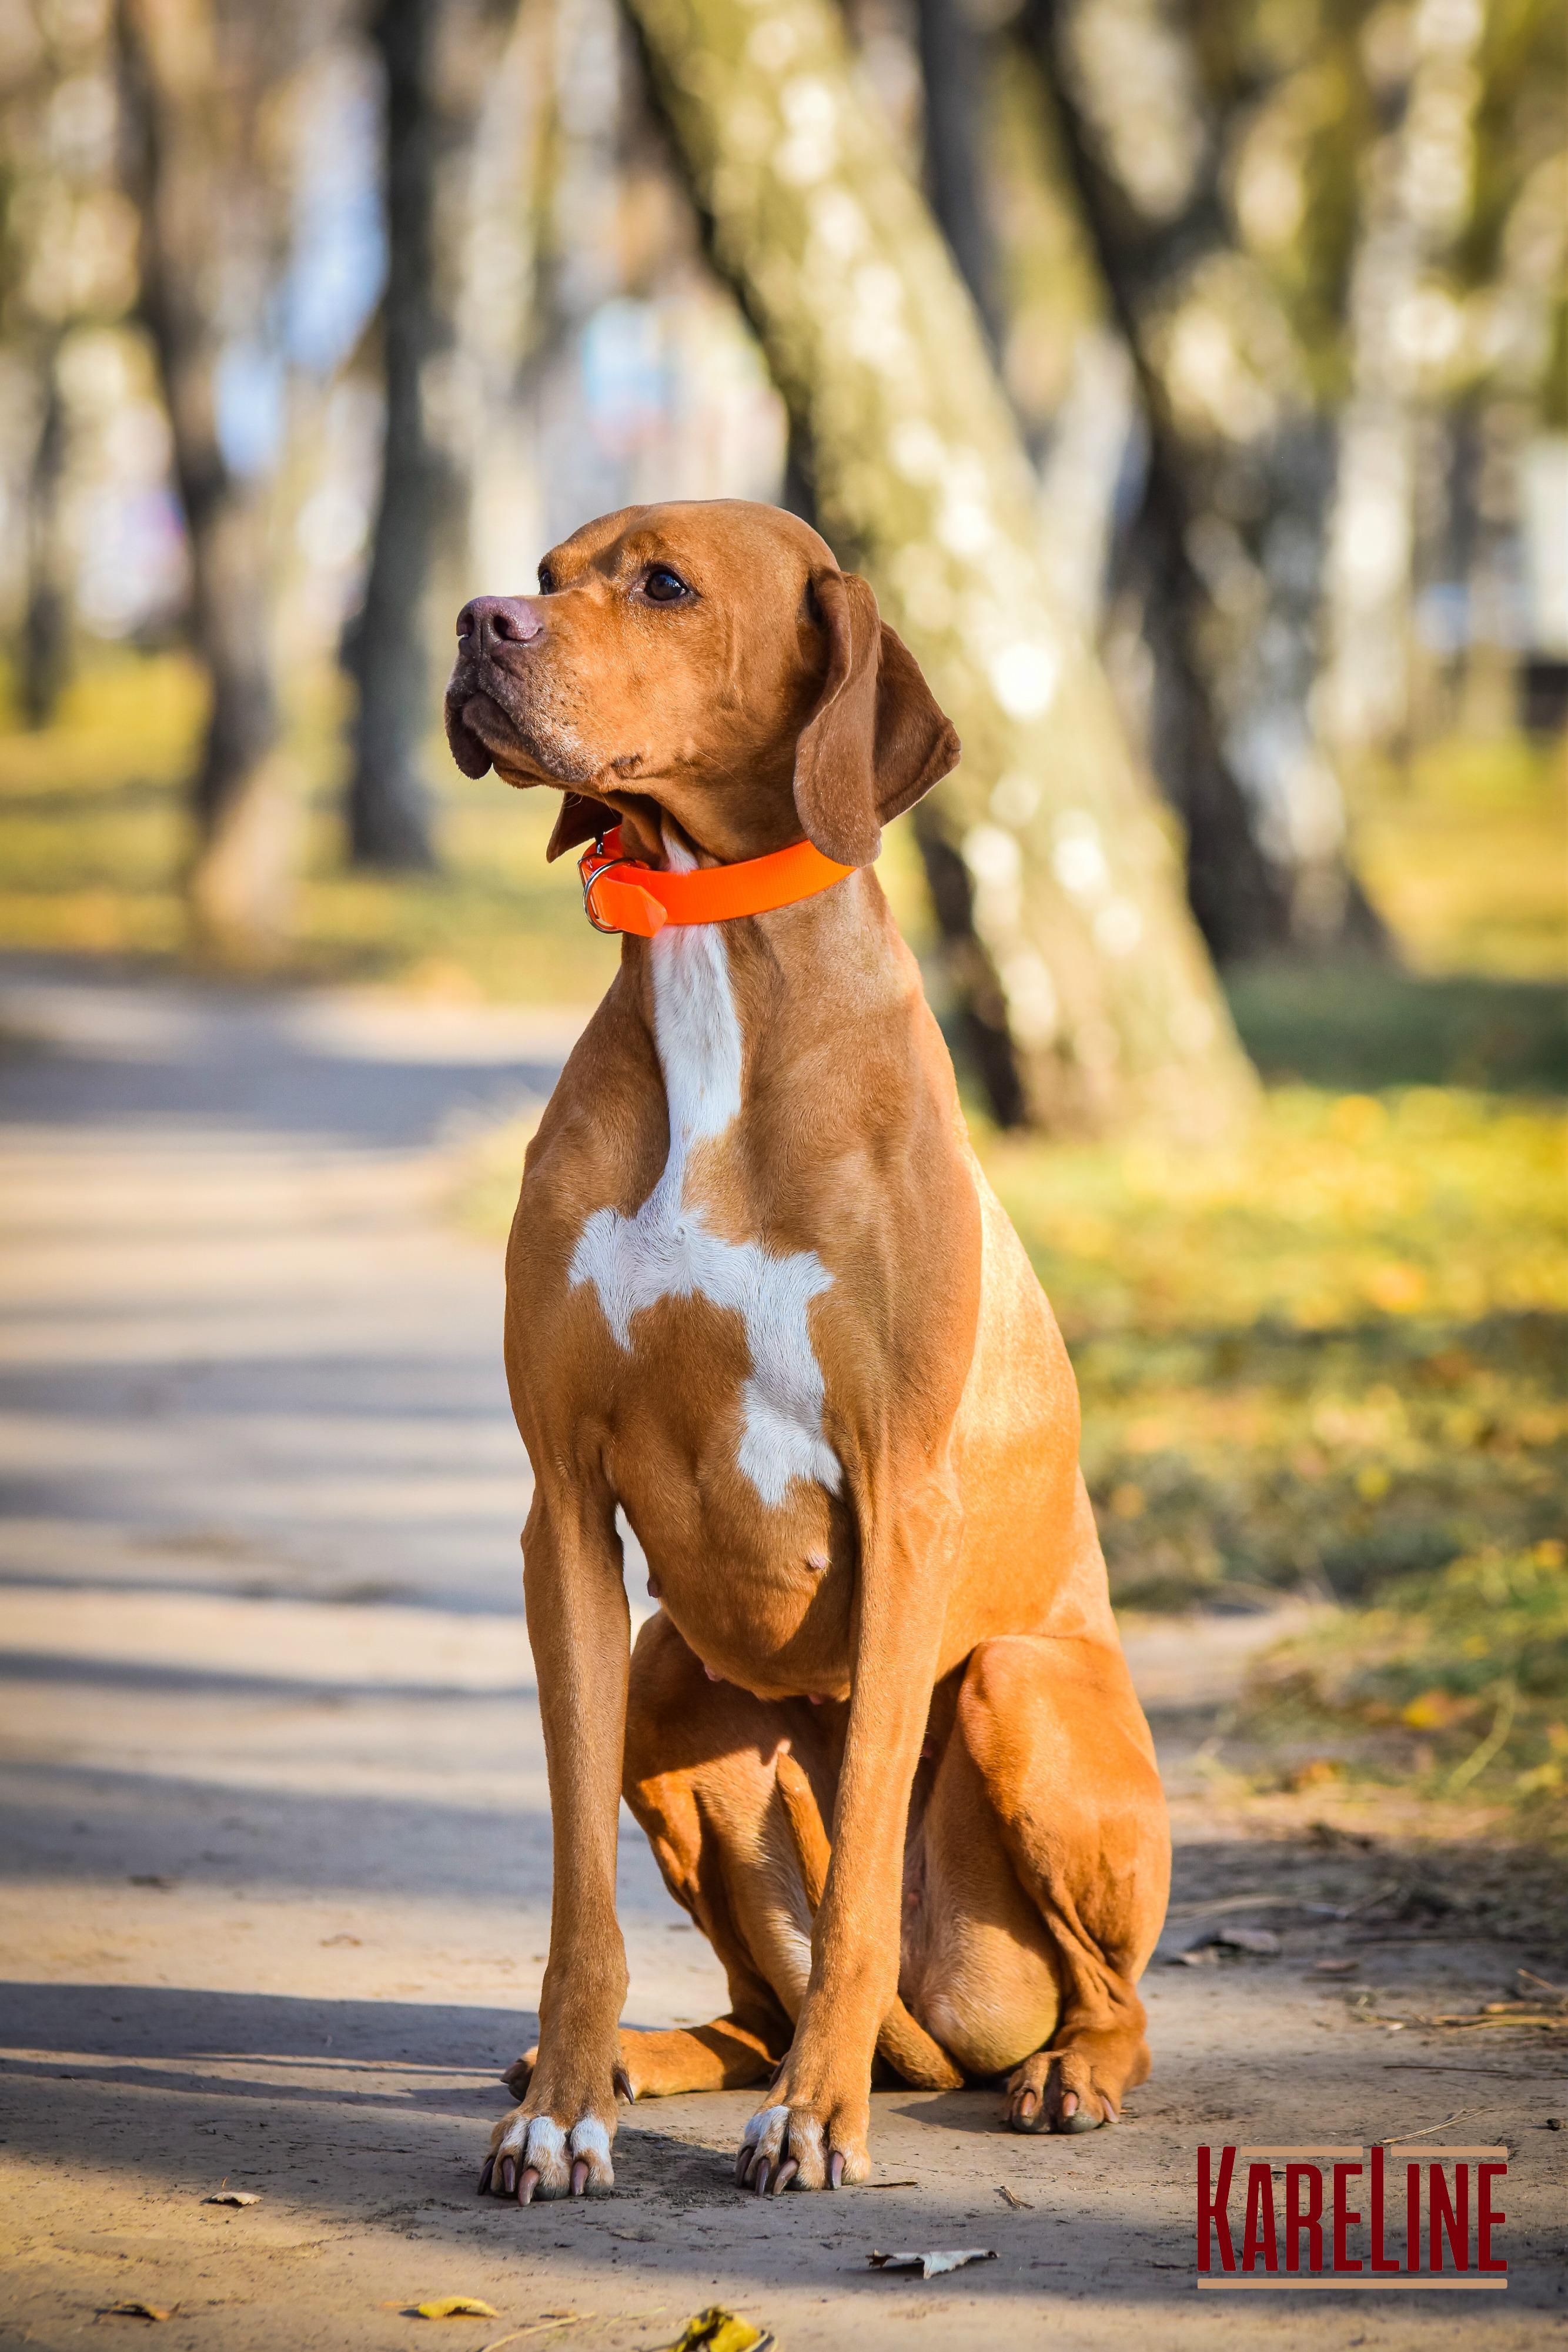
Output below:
[580,833,631,934]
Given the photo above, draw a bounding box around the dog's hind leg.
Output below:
[928,1632,1169,2135]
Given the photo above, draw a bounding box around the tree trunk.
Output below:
[1320,0,1486,761]
[116,0,299,957]
[1029,0,1385,957]
[624,0,1253,1134]
[21,335,71,730]
[343,0,447,870]
[914,0,1000,353]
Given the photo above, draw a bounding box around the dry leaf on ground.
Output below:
[656,2308,772,2352]
[412,2297,500,2320]
[203,2189,259,2206]
[98,2304,172,2323]
[869,2249,998,2279]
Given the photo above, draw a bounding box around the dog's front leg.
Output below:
[483,1481,630,2204]
[738,1472,959,2195]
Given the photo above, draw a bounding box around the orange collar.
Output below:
[578,826,856,938]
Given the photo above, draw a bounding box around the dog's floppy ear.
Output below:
[793,569,960,867]
[546,791,618,861]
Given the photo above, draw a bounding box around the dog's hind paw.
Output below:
[1002,2043,1126,2134]
[500,2046,537,2098]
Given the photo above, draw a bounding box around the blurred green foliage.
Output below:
[987,1088,1566,1605]
[1248,1541,1568,1818]
[989,1078,1566,1816]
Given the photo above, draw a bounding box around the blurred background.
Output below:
[0,0,1564,1813]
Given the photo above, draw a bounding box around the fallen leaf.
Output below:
[1216,1926,1281,1956]
[1178,1924,1281,1963]
[1312,1958,1359,1976]
[997,2185,1031,2209]
[869,2249,997,2280]
[412,2297,500,2320]
[99,2304,172,2323]
[203,2190,259,2206]
[655,2310,771,2352]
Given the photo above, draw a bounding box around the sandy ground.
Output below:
[1,957,1564,2352]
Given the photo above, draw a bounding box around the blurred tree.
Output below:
[343,0,444,868]
[0,0,139,724]
[115,0,310,954]
[624,0,1254,1132]
[1452,0,1568,734]
[344,0,517,868]
[19,332,69,725]
[1319,0,1486,760]
[914,0,1001,352]
[1028,0,1385,957]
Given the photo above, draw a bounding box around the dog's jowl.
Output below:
[446,499,1172,2204]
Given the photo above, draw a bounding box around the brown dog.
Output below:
[444,499,1170,2203]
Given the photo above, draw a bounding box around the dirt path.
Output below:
[1,960,1563,2350]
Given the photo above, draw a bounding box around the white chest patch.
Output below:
[569,850,842,1509]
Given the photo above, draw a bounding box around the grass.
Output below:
[2,647,1564,1819]
[1242,1540,1568,1822]
[1353,730,1567,980]
[982,1087,1567,1823]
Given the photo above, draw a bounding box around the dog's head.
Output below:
[443,499,958,868]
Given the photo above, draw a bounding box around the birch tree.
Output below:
[116,0,314,953]
[1031,0,1385,957]
[624,0,1253,1133]
[1319,0,1486,759]
[344,0,516,867]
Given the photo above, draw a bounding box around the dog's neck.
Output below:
[643,828,744,1176]
[623,827,904,1123]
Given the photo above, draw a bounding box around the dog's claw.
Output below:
[517,2164,540,2205]
[751,2158,771,2196]
[500,2157,516,2197]
[734,2143,752,2186]
[477,2156,494,2197]
[828,2150,845,2190]
[773,2158,798,2194]
[613,2064,634,2104]
[570,2158,590,2197]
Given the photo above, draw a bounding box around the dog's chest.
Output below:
[568,916,842,1511]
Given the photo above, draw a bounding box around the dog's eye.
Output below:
[537,564,556,594]
[642,566,690,604]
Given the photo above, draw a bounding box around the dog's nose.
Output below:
[456,594,544,651]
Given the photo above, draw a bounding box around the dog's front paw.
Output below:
[480,2095,617,2203]
[734,2093,870,2195]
